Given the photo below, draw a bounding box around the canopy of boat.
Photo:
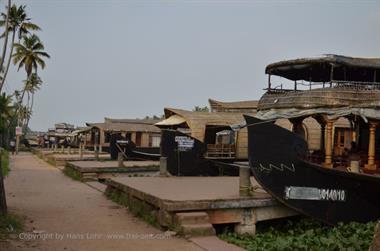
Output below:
[265,54,380,82]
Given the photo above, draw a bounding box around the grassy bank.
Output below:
[0,213,23,240]
[107,189,159,228]
[1,150,10,177]
[219,218,376,251]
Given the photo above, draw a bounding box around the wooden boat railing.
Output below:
[205,144,236,159]
[265,80,380,93]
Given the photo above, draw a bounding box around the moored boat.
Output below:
[245,55,380,224]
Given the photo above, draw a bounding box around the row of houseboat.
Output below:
[41,54,380,225]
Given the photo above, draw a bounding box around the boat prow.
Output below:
[244,115,380,225]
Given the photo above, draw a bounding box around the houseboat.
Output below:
[156,107,256,175]
[86,118,161,159]
[245,54,380,224]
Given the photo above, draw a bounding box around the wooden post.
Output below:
[160,157,168,176]
[320,123,326,153]
[94,145,99,161]
[117,152,124,168]
[324,120,335,168]
[99,145,102,153]
[365,122,378,171]
[239,166,252,197]
[15,136,19,155]
[79,143,83,159]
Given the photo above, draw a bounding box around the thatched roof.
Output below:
[86,122,160,133]
[266,54,380,82]
[156,107,255,129]
[104,117,160,124]
[208,99,258,112]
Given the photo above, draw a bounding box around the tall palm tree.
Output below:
[13,34,49,76]
[0,4,40,92]
[0,0,11,92]
[23,73,41,130]
[12,34,49,103]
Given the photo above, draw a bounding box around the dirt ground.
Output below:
[1,152,204,251]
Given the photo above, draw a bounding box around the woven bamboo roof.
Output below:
[208,99,258,112]
[86,122,160,133]
[266,54,380,82]
[104,117,160,124]
[158,107,255,129]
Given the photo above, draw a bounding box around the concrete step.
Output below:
[175,212,210,225]
[181,223,216,237]
[81,173,98,181]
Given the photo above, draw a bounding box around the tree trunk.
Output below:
[24,92,34,131]
[0,30,16,91]
[0,0,11,93]
[0,150,8,216]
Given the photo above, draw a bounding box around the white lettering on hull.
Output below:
[284,186,346,202]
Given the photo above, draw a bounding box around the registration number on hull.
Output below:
[284,186,346,202]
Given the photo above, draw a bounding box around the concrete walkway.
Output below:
[3,153,205,251]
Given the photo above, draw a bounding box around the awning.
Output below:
[155,115,186,126]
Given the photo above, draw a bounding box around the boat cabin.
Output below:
[85,118,161,152]
[155,107,255,160]
[257,54,380,172]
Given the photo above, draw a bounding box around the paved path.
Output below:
[3,153,204,251]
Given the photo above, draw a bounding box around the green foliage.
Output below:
[0,213,23,240]
[193,106,209,112]
[13,33,50,76]
[62,167,81,181]
[1,150,9,177]
[0,93,14,134]
[219,218,376,251]
[107,189,159,228]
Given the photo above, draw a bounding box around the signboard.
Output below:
[15,126,22,136]
[175,136,194,152]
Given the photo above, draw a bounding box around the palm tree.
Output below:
[0,0,11,91]
[0,4,40,92]
[0,93,13,132]
[12,34,49,103]
[23,73,41,130]
[13,34,49,77]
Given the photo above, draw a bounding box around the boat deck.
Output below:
[65,160,159,181]
[105,176,297,235]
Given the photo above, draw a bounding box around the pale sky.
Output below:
[3,0,380,131]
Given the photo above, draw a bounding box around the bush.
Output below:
[219,218,376,251]
[1,150,9,177]
[0,213,23,240]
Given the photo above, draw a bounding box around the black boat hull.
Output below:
[110,134,160,161]
[244,115,380,225]
[160,129,239,176]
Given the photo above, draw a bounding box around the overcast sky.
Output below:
[3,0,380,131]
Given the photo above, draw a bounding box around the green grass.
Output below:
[1,150,10,177]
[107,189,159,228]
[62,167,81,181]
[219,218,376,251]
[0,213,24,240]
